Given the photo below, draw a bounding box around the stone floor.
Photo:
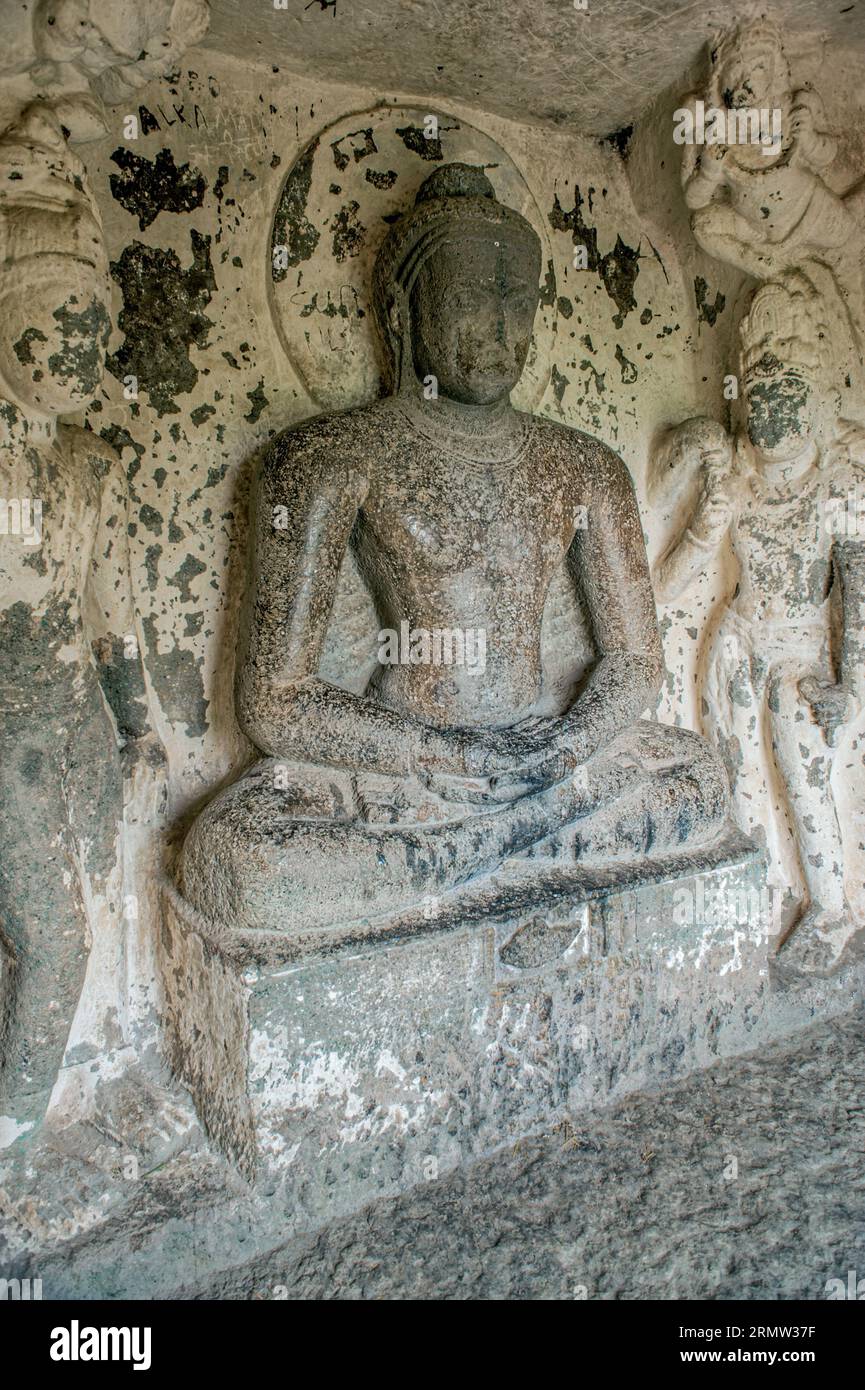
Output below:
[190,1007,865,1300]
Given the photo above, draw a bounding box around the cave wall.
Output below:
[3,26,864,1133]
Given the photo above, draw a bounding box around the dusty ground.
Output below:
[192,1007,865,1300]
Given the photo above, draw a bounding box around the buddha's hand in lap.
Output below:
[421,719,587,806]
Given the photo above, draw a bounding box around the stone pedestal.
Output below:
[160,828,774,1214]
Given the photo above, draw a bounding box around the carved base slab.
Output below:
[159,828,785,1201]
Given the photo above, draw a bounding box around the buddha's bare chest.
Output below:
[358,448,580,590]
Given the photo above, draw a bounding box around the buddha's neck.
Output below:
[397,387,527,465]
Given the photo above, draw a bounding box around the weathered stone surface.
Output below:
[1,3,864,1302]
[160,832,817,1188]
[4,992,863,1299]
[184,1004,865,1301]
[202,0,865,137]
[178,164,734,961]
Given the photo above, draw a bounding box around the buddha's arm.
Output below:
[236,438,468,775]
[562,449,664,756]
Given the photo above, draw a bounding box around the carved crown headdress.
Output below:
[711,17,788,83]
[739,272,832,388]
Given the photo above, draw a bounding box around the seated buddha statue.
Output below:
[179,164,730,936]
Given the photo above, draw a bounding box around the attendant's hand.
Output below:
[789,93,829,164]
[799,675,858,747]
[690,452,734,546]
[699,140,730,181]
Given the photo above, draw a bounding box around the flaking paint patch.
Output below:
[694,275,726,328]
[50,299,111,397]
[109,148,206,231]
[395,124,447,161]
[330,200,365,261]
[549,185,641,327]
[107,231,216,417]
[271,139,320,280]
[140,615,209,737]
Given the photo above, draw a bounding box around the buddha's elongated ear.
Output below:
[388,298,401,339]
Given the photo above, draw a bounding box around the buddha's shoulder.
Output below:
[524,412,634,488]
[261,401,396,481]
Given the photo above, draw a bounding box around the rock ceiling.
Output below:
[203,0,865,136]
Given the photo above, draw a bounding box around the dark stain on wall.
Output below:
[168,554,207,605]
[107,231,216,417]
[746,369,810,453]
[694,275,726,327]
[91,634,151,740]
[550,185,641,328]
[271,138,321,280]
[331,201,365,261]
[46,300,111,398]
[539,260,557,308]
[615,343,638,384]
[99,424,146,493]
[141,615,209,737]
[13,326,47,364]
[331,127,377,170]
[551,364,570,407]
[395,125,445,161]
[144,544,163,591]
[602,124,634,160]
[365,168,398,190]
[109,148,207,231]
[245,380,269,424]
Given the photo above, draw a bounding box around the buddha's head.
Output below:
[373,163,542,405]
[0,102,111,420]
[739,273,834,466]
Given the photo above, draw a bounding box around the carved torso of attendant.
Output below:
[180,165,729,935]
[652,274,865,975]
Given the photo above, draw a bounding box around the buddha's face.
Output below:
[409,233,540,405]
[744,367,817,464]
[0,112,111,418]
